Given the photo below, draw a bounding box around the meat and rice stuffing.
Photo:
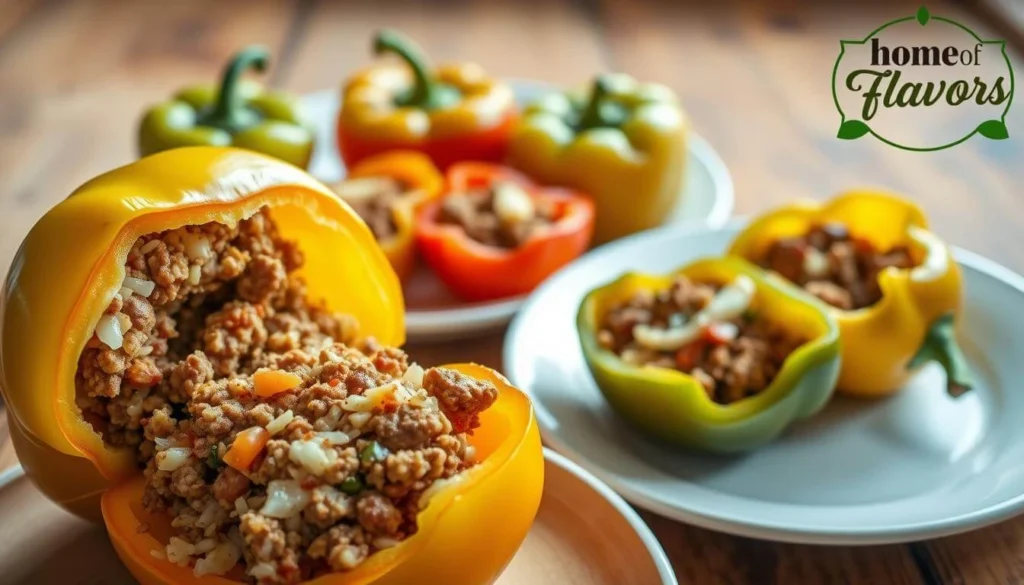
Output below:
[439,181,556,248]
[758,222,917,310]
[332,176,415,241]
[597,274,806,405]
[75,208,499,583]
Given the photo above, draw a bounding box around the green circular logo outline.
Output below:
[831,8,1014,152]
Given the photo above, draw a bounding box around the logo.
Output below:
[832,6,1013,151]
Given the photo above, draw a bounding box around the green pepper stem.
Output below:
[908,312,975,397]
[374,29,455,109]
[576,75,614,132]
[203,46,269,132]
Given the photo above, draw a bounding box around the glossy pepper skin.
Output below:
[507,73,688,245]
[0,147,404,521]
[416,163,595,302]
[577,257,840,453]
[102,364,543,585]
[729,191,973,397]
[338,29,517,170]
[139,46,314,168]
[342,151,444,282]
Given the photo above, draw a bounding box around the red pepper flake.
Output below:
[328,378,340,387]
[300,476,320,490]
[702,323,738,345]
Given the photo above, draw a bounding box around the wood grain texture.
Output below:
[0,0,1022,583]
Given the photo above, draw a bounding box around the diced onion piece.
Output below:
[265,409,294,436]
[122,276,156,297]
[289,439,338,476]
[702,275,756,321]
[333,177,399,202]
[222,427,270,471]
[493,182,535,225]
[253,369,303,398]
[317,431,352,446]
[116,312,132,333]
[260,480,311,519]
[803,248,830,278]
[118,286,134,299]
[165,537,195,566]
[183,233,212,261]
[234,497,249,516]
[95,314,124,350]
[632,321,703,352]
[249,563,277,580]
[188,264,202,286]
[341,382,399,413]
[348,412,372,429]
[156,447,192,472]
[194,539,241,577]
[403,363,425,388]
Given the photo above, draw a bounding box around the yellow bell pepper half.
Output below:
[728,191,973,397]
[101,364,544,585]
[577,257,841,453]
[0,147,404,519]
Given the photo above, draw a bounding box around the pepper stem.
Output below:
[576,75,615,132]
[907,313,975,397]
[202,46,269,132]
[374,29,460,110]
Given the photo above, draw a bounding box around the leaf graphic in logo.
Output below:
[916,6,930,26]
[837,120,871,140]
[977,120,1009,140]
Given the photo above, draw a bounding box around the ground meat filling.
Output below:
[597,275,806,405]
[438,181,556,248]
[74,209,499,583]
[332,177,414,240]
[759,222,916,310]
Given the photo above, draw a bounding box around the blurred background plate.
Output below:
[0,449,677,585]
[301,80,734,343]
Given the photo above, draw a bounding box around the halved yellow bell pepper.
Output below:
[102,364,543,585]
[577,257,840,452]
[340,150,444,282]
[0,146,404,520]
[728,191,973,397]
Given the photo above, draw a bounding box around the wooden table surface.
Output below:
[1,0,1022,583]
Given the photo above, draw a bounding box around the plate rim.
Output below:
[541,447,678,585]
[504,218,1024,545]
[301,81,735,341]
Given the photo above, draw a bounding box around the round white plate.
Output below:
[301,81,734,342]
[0,449,677,585]
[504,220,1021,545]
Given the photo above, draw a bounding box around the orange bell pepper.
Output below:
[415,163,595,302]
[339,151,444,282]
[0,147,404,520]
[338,29,517,170]
[221,427,271,471]
[102,364,544,585]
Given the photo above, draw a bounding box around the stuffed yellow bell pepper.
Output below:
[728,191,973,397]
[0,147,543,584]
[577,257,840,453]
[507,73,688,245]
[333,151,444,282]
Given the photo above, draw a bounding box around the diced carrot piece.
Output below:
[222,427,270,471]
[253,368,303,398]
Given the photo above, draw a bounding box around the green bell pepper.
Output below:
[577,257,841,453]
[507,73,688,245]
[138,46,313,168]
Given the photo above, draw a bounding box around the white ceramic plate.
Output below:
[301,81,734,342]
[504,220,1022,545]
[0,449,677,585]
